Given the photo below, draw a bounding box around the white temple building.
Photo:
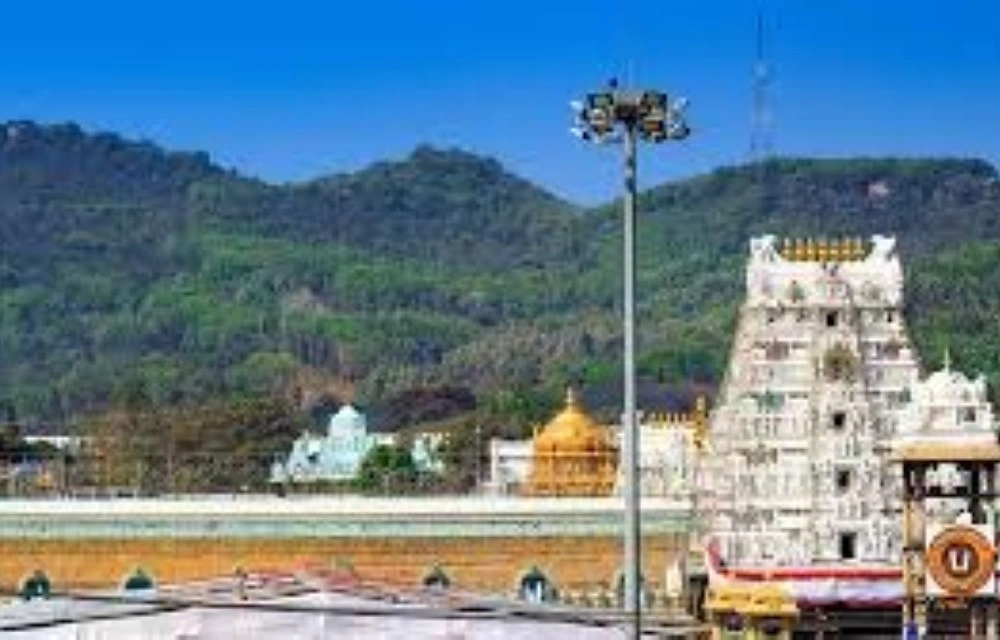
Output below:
[270,405,391,483]
[270,405,444,484]
[897,355,996,447]
[701,235,999,603]
[486,438,533,495]
[895,358,997,525]
[612,407,704,498]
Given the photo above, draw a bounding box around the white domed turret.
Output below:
[897,351,995,442]
[327,404,367,438]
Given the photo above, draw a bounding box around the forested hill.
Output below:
[192,144,588,271]
[1,120,999,438]
[632,157,1000,259]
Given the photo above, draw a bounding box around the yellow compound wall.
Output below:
[0,534,685,594]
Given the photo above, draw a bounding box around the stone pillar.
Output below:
[901,462,928,639]
[971,605,987,639]
[986,601,999,640]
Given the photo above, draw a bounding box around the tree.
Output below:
[354,444,418,495]
[79,395,304,494]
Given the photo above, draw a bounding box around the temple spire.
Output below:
[565,385,580,408]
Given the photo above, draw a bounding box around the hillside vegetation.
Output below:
[2,121,999,447]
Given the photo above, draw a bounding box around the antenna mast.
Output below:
[749,10,774,163]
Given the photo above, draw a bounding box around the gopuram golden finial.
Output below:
[817,238,829,263]
[852,237,865,260]
[829,238,842,262]
[805,238,817,262]
[792,238,805,261]
[695,395,708,416]
[692,395,709,451]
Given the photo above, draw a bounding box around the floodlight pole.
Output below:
[570,84,689,640]
[621,121,642,638]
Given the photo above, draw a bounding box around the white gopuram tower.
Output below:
[705,235,922,567]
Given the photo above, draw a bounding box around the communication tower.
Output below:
[749,10,775,164]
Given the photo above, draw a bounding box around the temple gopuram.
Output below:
[701,234,1000,636]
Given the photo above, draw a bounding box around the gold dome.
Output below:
[534,387,610,452]
[526,387,618,497]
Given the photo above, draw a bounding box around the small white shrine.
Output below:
[271,405,443,484]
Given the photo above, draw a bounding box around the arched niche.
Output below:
[122,567,156,592]
[614,569,652,608]
[20,570,51,601]
[518,565,558,603]
[422,565,451,590]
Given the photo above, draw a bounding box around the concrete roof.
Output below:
[0,495,689,517]
[891,440,1000,463]
[0,592,697,639]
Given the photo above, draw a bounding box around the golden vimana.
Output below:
[778,237,870,262]
[526,387,618,497]
[525,389,708,497]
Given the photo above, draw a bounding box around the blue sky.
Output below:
[1,0,998,203]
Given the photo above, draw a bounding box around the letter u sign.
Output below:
[945,546,973,576]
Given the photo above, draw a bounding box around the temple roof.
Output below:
[918,355,988,403]
[534,388,613,452]
[891,440,1000,463]
[327,404,366,436]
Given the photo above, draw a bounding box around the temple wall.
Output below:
[0,534,685,594]
[0,496,691,595]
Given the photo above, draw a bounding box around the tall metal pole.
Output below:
[622,122,641,638]
[570,86,689,640]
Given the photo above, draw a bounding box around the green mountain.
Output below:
[2,121,999,438]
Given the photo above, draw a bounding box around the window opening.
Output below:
[839,533,857,560]
[831,412,846,429]
[835,469,852,492]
